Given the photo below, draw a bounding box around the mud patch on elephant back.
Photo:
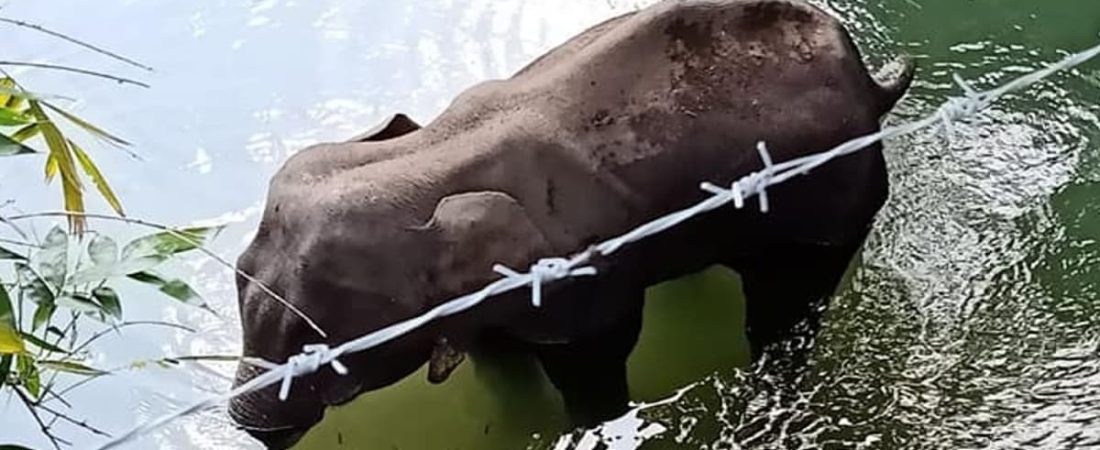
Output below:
[665,17,715,55]
[738,0,816,32]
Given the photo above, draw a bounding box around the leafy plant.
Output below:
[0,225,222,449]
[0,14,250,450]
[0,76,127,234]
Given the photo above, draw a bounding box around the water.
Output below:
[1,0,1098,449]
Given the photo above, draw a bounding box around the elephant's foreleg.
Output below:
[735,236,866,362]
[534,290,643,427]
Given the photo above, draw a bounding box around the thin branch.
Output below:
[4,211,329,338]
[68,320,196,357]
[0,236,40,248]
[37,401,112,438]
[15,387,67,450]
[41,386,73,409]
[51,372,107,399]
[0,17,153,72]
[0,61,149,88]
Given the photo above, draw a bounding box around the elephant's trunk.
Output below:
[874,55,916,114]
[228,363,323,449]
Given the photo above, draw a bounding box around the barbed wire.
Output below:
[95,39,1100,449]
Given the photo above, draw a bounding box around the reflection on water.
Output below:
[1,0,1099,449]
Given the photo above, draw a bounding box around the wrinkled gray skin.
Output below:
[229,0,915,447]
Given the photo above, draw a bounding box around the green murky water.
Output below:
[1,0,1098,449]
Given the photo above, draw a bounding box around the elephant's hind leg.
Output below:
[534,289,644,427]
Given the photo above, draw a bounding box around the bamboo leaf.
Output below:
[19,332,64,353]
[0,280,20,355]
[0,444,36,450]
[43,101,130,147]
[70,139,124,216]
[121,226,223,259]
[31,303,55,332]
[15,263,54,306]
[56,294,101,315]
[29,100,85,233]
[69,253,165,285]
[10,123,40,142]
[16,354,39,399]
[0,355,11,384]
[160,279,202,305]
[0,245,25,260]
[35,226,68,290]
[0,132,36,157]
[0,77,26,110]
[87,235,118,266]
[0,78,14,107]
[128,271,208,309]
[92,286,121,320]
[0,325,23,354]
[0,277,13,322]
[0,107,31,126]
[38,359,109,377]
[0,325,21,354]
[44,152,58,182]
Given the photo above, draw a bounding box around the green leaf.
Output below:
[0,325,22,354]
[128,271,208,308]
[0,132,36,157]
[56,294,101,315]
[15,263,54,305]
[0,355,12,384]
[70,139,125,216]
[92,287,121,320]
[31,303,55,332]
[29,100,85,233]
[0,107,32,126]
[87,235,118,266]
[35,226,68,290]
[10,123,40,143]
[19,332,64,353]
[0,280,18,354]
[0,444,37,450]
[38,359,108,377]
[0,245,27,260]
[44,152,58,182]
[122,226,222,259]
[16,354,39,399]
[0,77,26,109]
[69,254,166,285]
[160,279,203,305]
[43,101,131,147]
[0,276,13,325]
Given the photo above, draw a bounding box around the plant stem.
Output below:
[0,61,149,88]
[0,17,153,72]
[37,401,112,438]
[15,386,67,450]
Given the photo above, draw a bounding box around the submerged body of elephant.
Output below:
[230,0,914,447]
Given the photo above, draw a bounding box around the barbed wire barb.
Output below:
[94,38,1100,450]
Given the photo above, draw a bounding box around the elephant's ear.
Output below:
[348,113,421,142]
[424,190,554,291]
[421,191,553,383]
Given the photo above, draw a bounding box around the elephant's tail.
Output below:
[873,55,916,114]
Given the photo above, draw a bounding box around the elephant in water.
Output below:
[229,0,914,447]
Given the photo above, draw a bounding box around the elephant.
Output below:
[228,0,915,447]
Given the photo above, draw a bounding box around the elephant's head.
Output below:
[227,114,458,448]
